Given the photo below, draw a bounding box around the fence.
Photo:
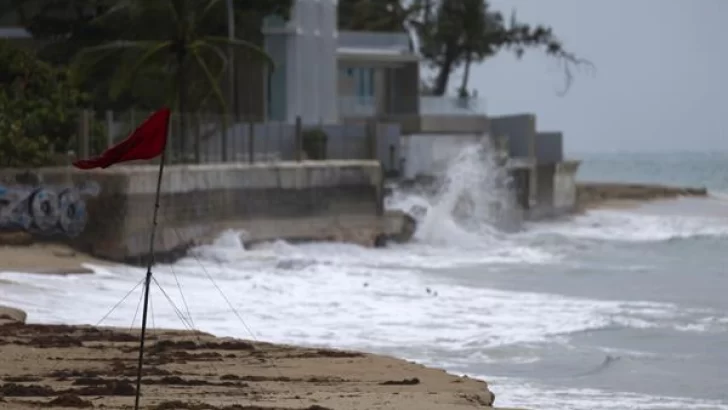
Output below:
[76,110,402,172]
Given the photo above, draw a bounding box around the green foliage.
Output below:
[70,1,272,114]
[338,0,412,32]
[0,39,97,167]
[0,99,52,167]
[302,128,328,160]
[4,0,293,112]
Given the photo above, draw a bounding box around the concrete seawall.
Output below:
[1,161,413,264]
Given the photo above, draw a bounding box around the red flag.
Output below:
[73,107,171,169]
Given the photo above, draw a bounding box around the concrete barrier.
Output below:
[526,160,581,220]
[1,161,414,264]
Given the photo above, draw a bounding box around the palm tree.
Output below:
[72,0,274,161]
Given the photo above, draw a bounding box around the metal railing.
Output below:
[70,110,402,171]
[420,96,486,116]
[338,95,487,117]
[338,95,376,117]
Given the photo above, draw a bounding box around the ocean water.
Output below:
[2,150,728,410]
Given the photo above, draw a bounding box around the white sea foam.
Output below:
[487,376,728,410]
[3,253,726,409]
[1,239,723,352]
[528,208,728,242]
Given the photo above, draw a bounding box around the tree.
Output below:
[339,0,412,32]
[2,0,293,111]
[67,0,286,159]
[0,39,94,167]
[339,0,590,97]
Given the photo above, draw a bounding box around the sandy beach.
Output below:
[0,233,102,275]
[0,305,513,410]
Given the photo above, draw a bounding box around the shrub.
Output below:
[302,128,328,160]
[0,39,102,167]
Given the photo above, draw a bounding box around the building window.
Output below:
[355,67,374,101]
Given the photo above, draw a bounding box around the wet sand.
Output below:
[0,232,103,274]
[0,306,512,410]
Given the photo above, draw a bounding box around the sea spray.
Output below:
[386,138,522,244]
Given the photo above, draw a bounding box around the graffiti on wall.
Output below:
[0,181,100,237]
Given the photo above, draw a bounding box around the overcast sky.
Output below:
[463,0,728,154]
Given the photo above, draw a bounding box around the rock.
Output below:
[0,231,34,246]
[51,248,77,258]
[0,305,27,325]
[383,210,417,243]
[577,182,708,209]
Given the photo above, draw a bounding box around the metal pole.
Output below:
[133,145,167,410]
[225,0,236,162]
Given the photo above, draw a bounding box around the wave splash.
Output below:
[387,139,728,246]
[387,140,522,246]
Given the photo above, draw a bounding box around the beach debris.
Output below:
[379,377,420,385]
[2,375,42,383]
[47,393,94,408]
[70,379,136,396]
[0,382,55,396]
[151,401,334,410]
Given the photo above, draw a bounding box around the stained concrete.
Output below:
[1,161,412,264]
[527,160,581,219]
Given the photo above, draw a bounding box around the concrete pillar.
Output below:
[374,67,387,117]
[527,115,538,207]
[263,0,338,124]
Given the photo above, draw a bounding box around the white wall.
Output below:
[264,0,338,123]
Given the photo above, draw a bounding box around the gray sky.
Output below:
[463,0,728,154]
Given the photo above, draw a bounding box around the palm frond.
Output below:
[199,0,224,22]
[87,0,133,28]
[109,41,174,99]
[204,36,275,71]
[194,41,229,70]
[71,40,169,91]
[163,0,181,29]
[191,47,227,113]
[76,40,165,57]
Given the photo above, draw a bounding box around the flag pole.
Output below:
[133,130,168,410]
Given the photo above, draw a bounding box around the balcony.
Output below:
[339,96,376,117]
[420,96,486,116]
[337,31,411,53]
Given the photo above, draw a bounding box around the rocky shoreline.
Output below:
[0,305,521,410]
[576,182,708,210]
